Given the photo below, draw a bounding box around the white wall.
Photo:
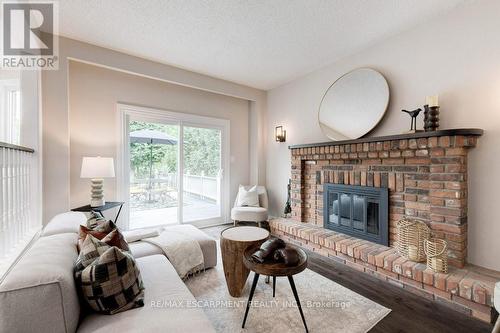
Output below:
[42,37,266,224]
[68,61,249,216]
[266,0,500,271]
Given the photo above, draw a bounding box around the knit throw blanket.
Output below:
[142,229,204,279]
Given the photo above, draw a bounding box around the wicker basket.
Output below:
[424,239,448,273]
[396,219,430,262]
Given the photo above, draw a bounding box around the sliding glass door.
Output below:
[119,105,229,230]
[182,125,222,224]
[128,120,180,229]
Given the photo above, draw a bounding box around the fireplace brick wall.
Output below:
[290,134,480,268]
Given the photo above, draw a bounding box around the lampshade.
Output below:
[80,157,115,178]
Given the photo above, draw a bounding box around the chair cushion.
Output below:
[128,224,217,269]
[77,255,215,333]
[0,233,80,333]
[42,211,87,236]
[231,206,268,222]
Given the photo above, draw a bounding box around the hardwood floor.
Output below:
[203,223,493,333]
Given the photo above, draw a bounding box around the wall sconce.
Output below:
[275,126,286,142]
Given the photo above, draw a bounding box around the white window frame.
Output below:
[0,79,21,145]
[116,103,230,230]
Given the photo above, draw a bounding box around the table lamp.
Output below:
[80,156,115,207]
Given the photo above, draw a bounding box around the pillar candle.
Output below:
[408,245,418,260]
[426,95,439,107]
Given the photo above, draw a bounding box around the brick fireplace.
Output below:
[269,129,500,323]
[290,129,482,268]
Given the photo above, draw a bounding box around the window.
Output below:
[0,71,21,145]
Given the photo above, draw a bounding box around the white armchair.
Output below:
[231,185,268,227]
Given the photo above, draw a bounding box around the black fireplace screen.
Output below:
[324,184,388,246]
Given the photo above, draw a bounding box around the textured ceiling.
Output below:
[59,0,466,90]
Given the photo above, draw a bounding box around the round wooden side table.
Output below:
[220,226,269,297]
[242,244,308,333]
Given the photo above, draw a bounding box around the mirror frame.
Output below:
[318,68,389,140]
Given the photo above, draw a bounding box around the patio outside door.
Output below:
[119,105,229,230]
[182,125,222,224]
[128,120,180,229]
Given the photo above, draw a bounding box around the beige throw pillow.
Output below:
[236,185,260,207]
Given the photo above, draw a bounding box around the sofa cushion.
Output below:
[78,247,145,315]
[0,233,80,333]
[77,255,215,333]
[42,211,87,236]
[128,241,162,258]
[128,224,217,268]
[122,227,160,243]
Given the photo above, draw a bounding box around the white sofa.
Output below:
[0,212,217,333]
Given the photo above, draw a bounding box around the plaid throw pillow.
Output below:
[101,229,130,251]
[93,220,117,233]
[75,234,112,273]
[78,246,145,315]
[78,222,129,252]
[87,210,106,228]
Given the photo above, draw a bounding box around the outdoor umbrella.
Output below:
[129,129,178,201]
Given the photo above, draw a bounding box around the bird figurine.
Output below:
[401,108,422,132]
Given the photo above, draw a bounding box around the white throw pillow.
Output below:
[237,186,260,207]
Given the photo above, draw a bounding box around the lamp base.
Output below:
[91,198,105,208]
[90,178,105,208]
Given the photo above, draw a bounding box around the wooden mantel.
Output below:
[288,128,483,149]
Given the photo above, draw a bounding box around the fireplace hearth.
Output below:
[289,128,483,268]
[267,129,499,324]
[324,184,388,246]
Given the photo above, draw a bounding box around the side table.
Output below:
[220,226,269,297]
[242,244,309,332]
[71,201,124,224]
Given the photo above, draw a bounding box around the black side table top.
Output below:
[243,244,308,276]
[71,201,124,212]
[71,202,125,224]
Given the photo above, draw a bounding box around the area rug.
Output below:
[185,247,391,333]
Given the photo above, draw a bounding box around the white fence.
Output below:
[0,145,38,260]
[131,173,220,203]
[183,174,219,202]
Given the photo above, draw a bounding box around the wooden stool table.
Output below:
[242,244,308,333]
[220,226,269,297]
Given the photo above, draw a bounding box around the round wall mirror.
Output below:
[318,68,389,140]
